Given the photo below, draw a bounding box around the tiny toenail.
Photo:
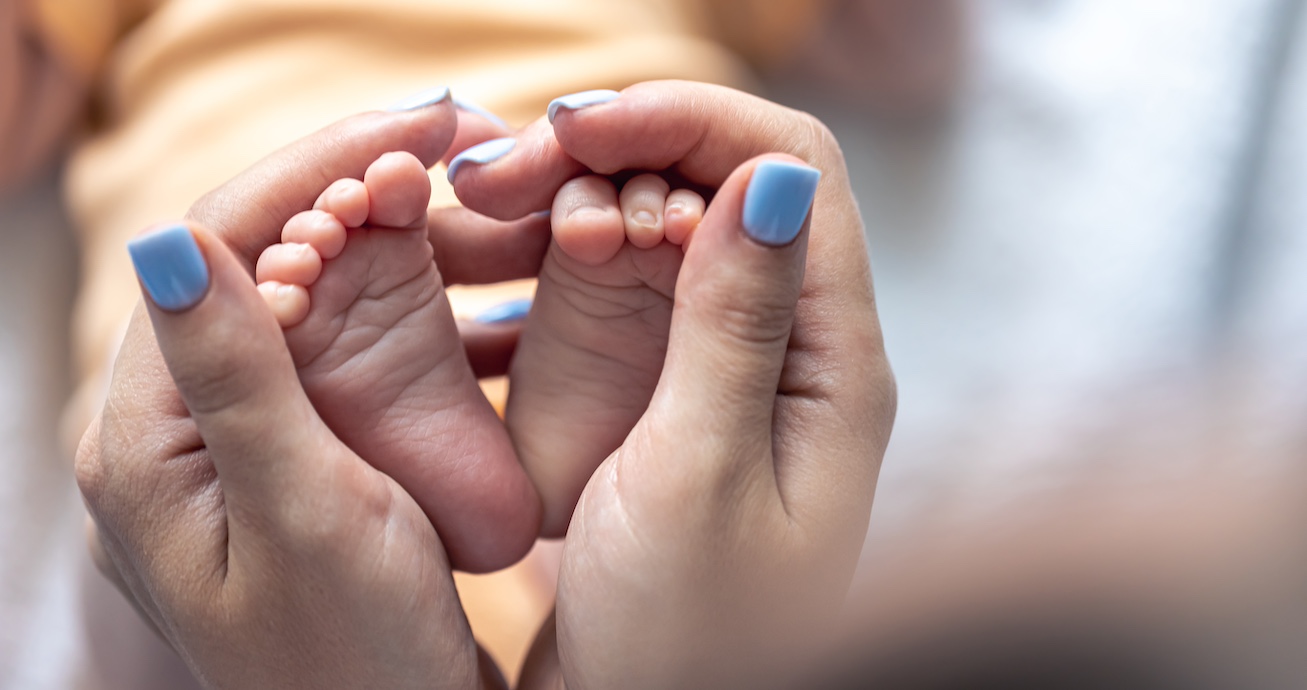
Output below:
[632,210,658,227]
[127,224,210,311]
[446,138,517,183]
[547,89,621,124]
[474,298,533,324]
[453,96,510,129]
[386,86,452,112]
[742,161,822,246]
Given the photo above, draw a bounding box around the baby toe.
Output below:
[315,178,370,228]
[552,175,624,266]
[256,242,323,286]
[363,151,432,229]
[619,173,671,249]
[664,188,706,248]
[257,281,311,327]
[283,210,348,260]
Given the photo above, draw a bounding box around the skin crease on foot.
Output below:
[260,163,709,541]
[253,150,542,574]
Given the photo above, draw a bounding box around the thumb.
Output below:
[128,223,334,519]
[653,155,819,451]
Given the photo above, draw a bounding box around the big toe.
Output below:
[364,151,432,229]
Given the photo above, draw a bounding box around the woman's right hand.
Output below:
[451,81,897,689]
[74,104,542,690]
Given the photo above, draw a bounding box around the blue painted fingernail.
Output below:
[742,161,821,246]
[453,96,509,129]
[127,225,210,311]
[547,89,620,123]
[474,298,533,324]
[387,86,452,112]
[446,137,516,183]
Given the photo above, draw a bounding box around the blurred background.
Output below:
[2,0,1304,687]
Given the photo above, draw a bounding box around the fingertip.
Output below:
[446,137,517,185]
[741,159,821,248]
[452,95,510,130]
[128,223,211,312]
[547,89,622,124]
[385,85,452,113]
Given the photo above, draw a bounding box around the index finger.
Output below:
[449,80,842,219]
[189,97,459,270]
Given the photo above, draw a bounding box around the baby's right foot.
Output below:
[506,174,706,535]
[255,152,540,572]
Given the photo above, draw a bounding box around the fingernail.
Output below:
[742,161,821,246]
[447,138,516,183]
[547,89,620,124]
[453,96,509,129]
[127,224,210,311]
[474,298,533,324]
[387,86,452,112]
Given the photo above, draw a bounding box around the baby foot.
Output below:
[255,151,540,572]
[506,173,706,535]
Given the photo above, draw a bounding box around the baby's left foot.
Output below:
[254,152,540,572]
[506,174,706,535]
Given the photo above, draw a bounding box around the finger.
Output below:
[427,207,551,285]
[619,173,671,249]
[443,96,516,167]
[127,223,341,521]
[448,117,585,220]
[551,176,624,266]
[649,156,817,470]
[188,94,458,269]
[458,318,523,379]
[532,81,894,520]
[450,81,832,218]
[555,81,838,185]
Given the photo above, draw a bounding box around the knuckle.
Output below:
[710,291,797,351]
[171,323,268,420]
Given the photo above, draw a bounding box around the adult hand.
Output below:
[74,103,548,688]
[451,81,897,689]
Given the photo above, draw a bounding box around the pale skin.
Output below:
[450,81,895,689]
[76,102,530,690]
[255,162,709,542]
[246,149,542,575]
[78,81,895,688]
